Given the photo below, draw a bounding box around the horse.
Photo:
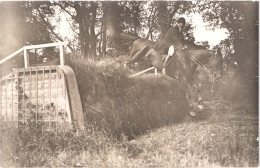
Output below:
[121,38,223,115]
[121,39,192,82]
[184,48,223,113]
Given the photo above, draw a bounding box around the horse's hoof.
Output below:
[189,111,196,116]
[162,68,166,74]
[198,104,204,110]
[186,93,191,99]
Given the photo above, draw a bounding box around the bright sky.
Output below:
[52,9,76,41]
[187,13,229,47]
[56,9,229,50]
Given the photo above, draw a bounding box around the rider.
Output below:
[154,17,187,74]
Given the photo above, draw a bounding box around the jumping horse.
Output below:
[122,38,223,116]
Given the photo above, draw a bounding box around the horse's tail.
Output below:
[125,46,151,64]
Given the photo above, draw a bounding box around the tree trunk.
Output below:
[75,2,90,57]
[107,2,120,37]
[89,2,97,57]
[156,1,168,38]
[146,3,156,40]
[102,2,108,57]
[167,2,181,29]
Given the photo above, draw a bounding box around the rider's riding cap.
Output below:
[177,17,186,24]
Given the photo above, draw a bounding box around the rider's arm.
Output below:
[167,27,183,48]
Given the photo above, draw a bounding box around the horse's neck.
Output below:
[189,50,214,64]
[165,56,179,77]
[166,50,193,83]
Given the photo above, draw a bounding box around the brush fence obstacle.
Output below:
[0,42,84,130]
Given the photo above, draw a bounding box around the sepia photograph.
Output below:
[0,1,258,167]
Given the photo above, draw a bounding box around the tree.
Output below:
[226,2,258,79]
[0,2,49,57]
[100,1,109,57]
[0,1,56,67]
[189,1,258,79]
[106,1,143,56]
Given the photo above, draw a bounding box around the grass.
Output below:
[122,98,258,167]
[0,55,258,167]
[1,98,257,167]
[67,54,190,137]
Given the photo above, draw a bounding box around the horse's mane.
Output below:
[188,49,215,62]
[188,49,215,52]
[186,42,207,50]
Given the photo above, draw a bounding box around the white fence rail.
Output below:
[0,41,68,68]
[130,67,158,77]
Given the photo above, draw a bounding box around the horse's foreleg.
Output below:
[183,82,196,117]
[210,72,216,93]
[197,83,203,112]
[187,83,204,116]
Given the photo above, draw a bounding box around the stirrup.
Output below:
[162,55,167,61]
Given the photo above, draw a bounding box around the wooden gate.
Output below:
[0,42,84,131]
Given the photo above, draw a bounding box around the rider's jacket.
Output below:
[154,25,184,55]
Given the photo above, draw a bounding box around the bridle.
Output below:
[167,49,220,81]
[190,54,218,78]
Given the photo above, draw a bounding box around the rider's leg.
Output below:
[162,55,170,74]
[162,45,175,74]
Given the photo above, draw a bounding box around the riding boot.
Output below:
[162,55,170,74]
[162,67,166,74]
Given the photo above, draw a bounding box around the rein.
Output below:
[164,49,216,79]
[190,54,218,81]
[190,55,214,74]
[190,55,205,70]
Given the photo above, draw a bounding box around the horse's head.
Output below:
[189,47,223,80]
[208,47,223,79]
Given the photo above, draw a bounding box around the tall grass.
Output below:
[67,54,190,137]
[0,121,117,167]
[1,54,191,166]
[1,55,257,167]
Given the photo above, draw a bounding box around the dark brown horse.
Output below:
[123,38,222,82]
[123,39,189,79]
[122,38,223,115]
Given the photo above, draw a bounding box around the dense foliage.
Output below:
[0,1,258,78]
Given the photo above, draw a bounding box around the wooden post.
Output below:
[155,68,158,75]
[60,45,64,66]
[24,49,29,68]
